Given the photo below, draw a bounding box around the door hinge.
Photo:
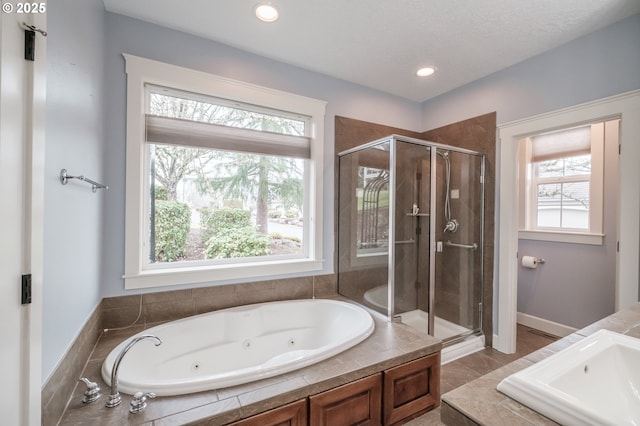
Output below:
[24,29,36,61]
[22,22,47,61]
[21,274,32,305]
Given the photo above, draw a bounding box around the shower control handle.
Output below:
[444,219,459,233]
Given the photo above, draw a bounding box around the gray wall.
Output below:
[421,13,640,130]
[517,128,619,328]
[100,12,422,298]
[43,0,106,382]
[421,13,640,330]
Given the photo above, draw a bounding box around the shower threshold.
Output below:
[399,309,485,364]
[400,309,468,340]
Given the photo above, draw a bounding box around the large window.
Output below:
[124,55,326,289]
[518,120,618,244]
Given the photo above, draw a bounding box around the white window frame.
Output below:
[123,54,326,289]
[517,121,609,246]
[496,89,640,355]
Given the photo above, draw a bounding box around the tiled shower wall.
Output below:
[421,113,496,346]
[335,113,496,345]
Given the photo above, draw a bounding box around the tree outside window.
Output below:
[147,89,306,264]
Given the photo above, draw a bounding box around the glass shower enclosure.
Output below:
[337,135,484,344]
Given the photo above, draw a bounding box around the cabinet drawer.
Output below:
[383,353,440,425]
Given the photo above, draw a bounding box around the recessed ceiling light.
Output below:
[255,3,279,22]
[416,67,436,77]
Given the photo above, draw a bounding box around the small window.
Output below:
[518,120,616,244]
[123,55,326,289]
[530,126,591,231]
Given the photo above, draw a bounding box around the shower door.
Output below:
[337,135,484,344]
[337,141,391,317]
[432,148,484,342]
[390,141,431,329]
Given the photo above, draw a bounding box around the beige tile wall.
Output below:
[101,275,335,329]
[42,274,336,425]
[42,304,102,425]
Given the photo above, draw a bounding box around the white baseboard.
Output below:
[517,312,577,338]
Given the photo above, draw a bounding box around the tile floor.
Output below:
[406,324,558,425]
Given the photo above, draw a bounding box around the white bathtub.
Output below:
[101,299,374,396]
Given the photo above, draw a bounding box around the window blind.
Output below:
[145,114,311,159]
[531,125,590,162]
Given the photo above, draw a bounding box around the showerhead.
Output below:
[436,150,449,160]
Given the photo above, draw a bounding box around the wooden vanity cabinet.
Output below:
[228,353,440,426]
[309,373,382,426]
[229,398,308,426]
[383,352,440,425]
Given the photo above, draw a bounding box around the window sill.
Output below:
[518,230,604,246]
[124,258,324,289]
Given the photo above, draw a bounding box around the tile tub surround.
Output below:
[42,303,103,424]
[101,274,337,330]
[43,274,336,425]
[440,303,640,425]
[58,303,441,425]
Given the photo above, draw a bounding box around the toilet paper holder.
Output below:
[521,255,546,269]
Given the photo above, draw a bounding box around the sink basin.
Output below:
[497,329,640,426]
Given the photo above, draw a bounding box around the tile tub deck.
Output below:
[58,305,441,425]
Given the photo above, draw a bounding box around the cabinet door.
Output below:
[383,353,440,425]
[309,373,382,426]
[230,398,307,426]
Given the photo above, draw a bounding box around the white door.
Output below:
[0,5,46,424]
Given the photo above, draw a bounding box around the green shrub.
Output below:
[205,227,269,259]
[154,185,168,201]
[199,207,215,244]
[154,200,191,262]
[200,208,252,244]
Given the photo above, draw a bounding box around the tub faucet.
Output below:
[106,334,162,408]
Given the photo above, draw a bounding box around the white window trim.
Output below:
[518,230,604,245]
[122,54,327,289]
[517,121,607,245]
[495,89,640,355]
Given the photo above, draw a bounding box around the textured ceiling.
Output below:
[102,0,640,102]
